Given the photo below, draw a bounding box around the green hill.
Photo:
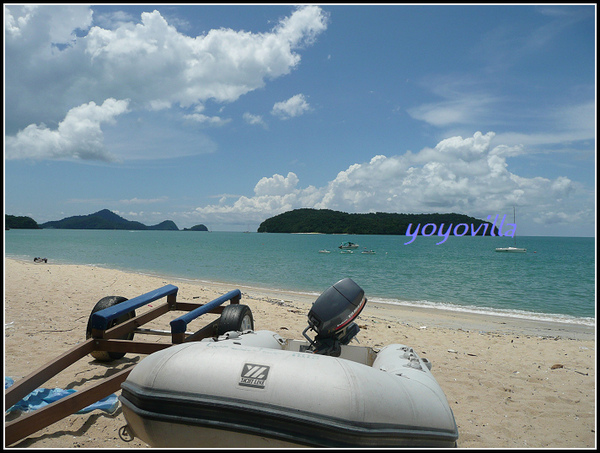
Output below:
[147,220,179,231]
[40,209,179,231]
[183,224,209,231]
[257,208,499,235]
[5,214,41,229]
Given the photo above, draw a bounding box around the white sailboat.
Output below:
[495,207,526,253]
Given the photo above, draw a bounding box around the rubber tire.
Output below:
[86,296,136,362]
[217,304,254,335]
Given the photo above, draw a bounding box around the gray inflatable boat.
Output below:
[120,278,459,447]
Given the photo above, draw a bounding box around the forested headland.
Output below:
[257,208,499,235]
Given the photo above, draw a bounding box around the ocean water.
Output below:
[4,229,595,326]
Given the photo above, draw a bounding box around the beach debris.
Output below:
[550,363,564,369]
[5,378,119,415]
[37,327,78,333]
[447,349,458,354]
[419,326,427,330]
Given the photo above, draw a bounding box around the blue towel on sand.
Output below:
[5,377,119,414]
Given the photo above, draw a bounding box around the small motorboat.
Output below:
[495,246,526,253]
[339,241,359,249]
[120,278,459,448]
[361,248,376,254]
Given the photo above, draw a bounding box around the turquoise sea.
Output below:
[4,229,596,326]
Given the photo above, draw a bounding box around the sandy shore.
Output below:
[4,258,596,448]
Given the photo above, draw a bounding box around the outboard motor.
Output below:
[303,278,367,356]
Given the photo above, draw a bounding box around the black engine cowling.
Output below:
[303,278,367,356]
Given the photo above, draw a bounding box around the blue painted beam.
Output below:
[90,284,179,331]
[170,289,241,334]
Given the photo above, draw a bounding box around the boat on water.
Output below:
[495,246,527,253]
[120,278,459,448]
[495,207,526,253]
[361,248,376,254]
[318,249,331,253]
[339,241,359,249]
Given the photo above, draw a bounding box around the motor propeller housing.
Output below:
[303,278,367,356]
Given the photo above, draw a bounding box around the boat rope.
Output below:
[118,425,134,442]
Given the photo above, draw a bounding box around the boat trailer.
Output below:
[4,284,249,446]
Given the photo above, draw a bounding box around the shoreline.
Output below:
[7,256,594,337]
[4,258,597,448]
[179,276,596,341]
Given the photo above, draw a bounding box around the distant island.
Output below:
[183,224,209,231]
[5,209,210,232]
[5,214,41,229]
[5,209,211,232]
[257,208,500,236]
[34,209,178,230]
[7,208,497,236]
[34,209,179,230]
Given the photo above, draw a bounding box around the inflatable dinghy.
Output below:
[120,278,458,447]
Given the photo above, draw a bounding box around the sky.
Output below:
[4,4,596,236]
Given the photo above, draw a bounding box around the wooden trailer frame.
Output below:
[5,284,244,446]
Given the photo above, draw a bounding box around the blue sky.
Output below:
[4,4,596,235]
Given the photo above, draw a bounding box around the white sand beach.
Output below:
[4,258,596,448]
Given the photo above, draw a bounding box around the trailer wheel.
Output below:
[86,296,136,362]
[217,304,254,335]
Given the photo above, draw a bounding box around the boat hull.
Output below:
[120,331,458,448]
[495,247,527,253]
[339,242,359,249]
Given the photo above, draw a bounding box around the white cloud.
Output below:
[193,172,321,221]
[407,75,498,127]
[92,10,138,30]
[83,6,326,108]
[407,74,594,148]
[492,100,595,148]
[274,4,330,48]
[272,94,311,119]
[183,113,231,127]
[119,196,169,205]
[191,132,591,232]
[5,5,328,155]
[5,98,130,161]
[254,172,300,196]
[181,104,230,127]
[243,112,267,128]
[5,4,92,44]
[310,131,578,217]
